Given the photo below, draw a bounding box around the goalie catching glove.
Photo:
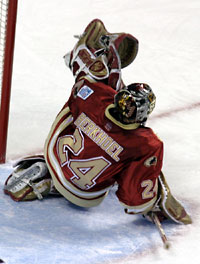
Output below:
[4,156,59,201]
[64,19,138,90]
[143,172,192,225]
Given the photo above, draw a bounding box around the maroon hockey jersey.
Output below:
[44,78,163,214]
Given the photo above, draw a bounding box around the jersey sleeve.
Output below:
[116,138,163,214]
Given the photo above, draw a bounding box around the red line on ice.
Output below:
[151,101,200,120]
[7,102,200,161]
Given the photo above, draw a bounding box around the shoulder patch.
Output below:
[77,85,94,100]
[144,156,157,167]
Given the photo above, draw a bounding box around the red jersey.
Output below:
[44,78,163,214]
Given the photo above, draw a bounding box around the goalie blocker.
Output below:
[142,171,192,225]
[4,156,191,225]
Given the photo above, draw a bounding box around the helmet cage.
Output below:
[128,83,156,123]
[114,83,156,124]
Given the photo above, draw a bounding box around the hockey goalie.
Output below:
[4,19,191,226]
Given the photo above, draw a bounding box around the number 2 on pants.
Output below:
[57,128,111,190]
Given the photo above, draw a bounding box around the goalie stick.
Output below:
[151,213,170,249]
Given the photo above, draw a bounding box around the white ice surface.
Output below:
[1,0,200,263]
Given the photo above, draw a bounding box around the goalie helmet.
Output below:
[64,19,138,90]
[114,83,156,124]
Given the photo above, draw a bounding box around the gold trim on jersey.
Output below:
[121,195,157,214]
[44,106,110,207]
[105,104,140,130]
[48,164,108,207]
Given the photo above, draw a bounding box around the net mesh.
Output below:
[0,0,9,104]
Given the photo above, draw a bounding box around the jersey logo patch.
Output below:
[77,86,94,100]
[144,156,157,167]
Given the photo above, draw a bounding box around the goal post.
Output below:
[0,0,18,163]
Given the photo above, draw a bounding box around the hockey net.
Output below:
[0,0,18,163]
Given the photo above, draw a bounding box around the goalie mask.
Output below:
[64,19,138,90]
[114,83,156,124]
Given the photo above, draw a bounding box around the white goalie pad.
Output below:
[158,172,192,225]
[4,159,54,201]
